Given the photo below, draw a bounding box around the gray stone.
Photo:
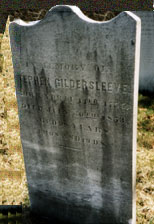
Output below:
[9,6,141,224]
[133,11,154,92]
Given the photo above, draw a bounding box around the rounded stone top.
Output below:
[9,5,141,28]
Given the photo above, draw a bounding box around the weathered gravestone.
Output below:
[133,11,154,93]
[9,6,141,224]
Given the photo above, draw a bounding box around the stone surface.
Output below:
[9,6,141,224]
[133,11,154,92]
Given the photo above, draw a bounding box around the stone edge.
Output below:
[125,11,141,224]
[9,5,138,27]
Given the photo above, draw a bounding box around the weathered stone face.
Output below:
[133,11,154,93]
[9,6,141,224]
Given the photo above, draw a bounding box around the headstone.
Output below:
[9,6,141,224]
[133,11,154,92]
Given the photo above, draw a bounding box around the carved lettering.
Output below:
[19,75,51,87]
[101,115,128,124]
[53,63,86,71]
[17,74,131,95]
[55,79,131,94]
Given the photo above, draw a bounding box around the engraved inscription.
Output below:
[51,63,86,71]
[16,75,131,94]
[37,128,105,148]
[50,62,111,73]
[20,100,131,113]
[55,79,130,93]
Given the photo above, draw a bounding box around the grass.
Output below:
[0,19,154,223]
[136,93,154,224]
